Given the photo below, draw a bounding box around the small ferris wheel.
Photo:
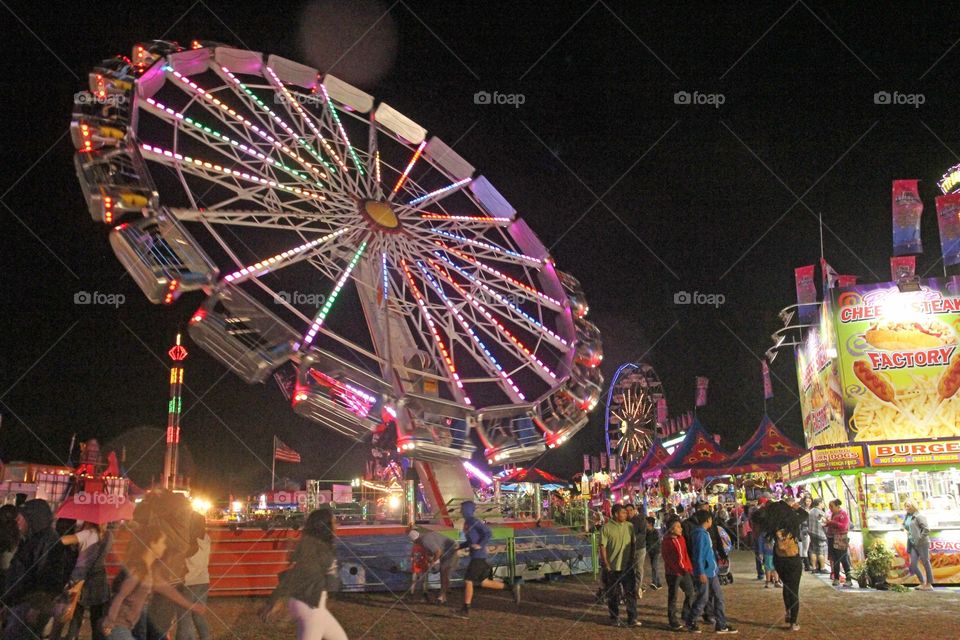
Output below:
[604,362,664,462]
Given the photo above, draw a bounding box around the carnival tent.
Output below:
[611,441,672,489]
[645,418,730,479]
[714,415,805,474]
[497,467,567,484]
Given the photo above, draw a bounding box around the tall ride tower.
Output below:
[163,332,188,489]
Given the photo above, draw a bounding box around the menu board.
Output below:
[811,445,865,472]
[832,279,960,443]
[867,439,960,467]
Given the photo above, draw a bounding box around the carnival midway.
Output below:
[5,18,960,640]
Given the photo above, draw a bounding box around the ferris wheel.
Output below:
[72,40,603,467]
[604,362,664,462]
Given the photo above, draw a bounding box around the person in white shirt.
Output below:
[176,512,211,640]
[61,521,112,640]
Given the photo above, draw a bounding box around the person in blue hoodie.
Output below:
[457,501,520,618]
[686,510,737,634]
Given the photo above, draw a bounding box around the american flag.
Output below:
[274,437,301,463]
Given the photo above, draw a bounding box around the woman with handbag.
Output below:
[825,500,852,587]
[753,498,807,631]
[903,501,934,590]
[260,508,347,640]
[61,522,113,640]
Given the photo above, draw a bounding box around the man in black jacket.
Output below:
[2,499,69,639]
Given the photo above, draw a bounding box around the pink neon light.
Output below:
[462,461,492,485]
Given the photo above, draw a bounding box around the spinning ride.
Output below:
[72,40,602,519]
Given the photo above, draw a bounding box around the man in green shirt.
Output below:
[600,504,640,627]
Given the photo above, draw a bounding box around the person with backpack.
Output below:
[753,498,807,631]
[686,511,737,634]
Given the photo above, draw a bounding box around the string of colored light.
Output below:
[407,177,472,206]
[426,228,542,266]
[218,66,339,176]
[319,83,365,176]
[432,240,562,307]
[417,212,505,224]
[391,141,426,196]
[144,97,323,188]
[164,66,327,181]
[398,258,470,404]
[263,66,347,175]
[303,241,368,346]
[432,251,567,347]
[425,257,558,380]
[140,143,326,201]
[223,228,348,283]
[415,261,525,400]
[380,252,390,305]
[374,150,381,186]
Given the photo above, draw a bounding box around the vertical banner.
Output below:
[600,452,608,470]
[892,179,924,256]
[591,455,600,473]
[761,359,774,400]
[695,376,709,407]
[795,265,817,323]
[610,455,619,474]
[936,194,960,267]
[583,454,591,472]
[820,257,839,291]
[890,255,916,281]
[656,397,668,425]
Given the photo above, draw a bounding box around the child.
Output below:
[759,533,780,588]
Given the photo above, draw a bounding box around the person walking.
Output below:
[599,504,640,628]
[103,527,206,640]
[625,504,646,599]
[661,517,695,631]
[62,521,113,640]
[260,507,347,640]
[798,496,812,571]
[408,528,458,604]
[755,498,807,631]
[825,500,853,587]
[456,501,519,619]
[903,500,934,590]
[806,499,827,573]
[644,516,662,590]
[177,513,211,640]
[686,511,737,634]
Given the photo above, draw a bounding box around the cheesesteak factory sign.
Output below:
[868,439,960,466]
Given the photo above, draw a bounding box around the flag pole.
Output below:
[271,435,276,492]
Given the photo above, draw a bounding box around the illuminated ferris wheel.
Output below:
[72,40,603,466]
[604,362,664,461]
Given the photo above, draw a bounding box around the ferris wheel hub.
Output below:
[361,199,400,231]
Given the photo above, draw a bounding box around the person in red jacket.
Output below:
[661,517,695,631]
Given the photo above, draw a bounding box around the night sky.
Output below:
[3,1,960,497]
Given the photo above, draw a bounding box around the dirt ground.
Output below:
[91,551,960,639]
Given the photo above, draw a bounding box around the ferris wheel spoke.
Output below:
[165,67,335,190]
[169,208,344,233]
[261,67,356,189]
[220,227,353,285]
[411,260,527,402]
[367,114,383,199]
[301,240,370,347]
[405,177,472,209]
[420,257,561,384]
[419,228,542,269]
[430,240,564,311]
[397,257,471,405]
[387,141,426,203]
[318,83,366,180]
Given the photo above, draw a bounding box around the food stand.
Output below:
[784,278,960,584]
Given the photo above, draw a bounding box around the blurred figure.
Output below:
[261,508,346,640]
[807,499,828,573]
[103,527,204,639]
[176,513,211,640]
[62,521,112,640]
[0,505,19,584]
[644,516,662,590]
[625,504,646,598]
[408,528,458,604]
[903,500,934,590]
[456,501,519,619]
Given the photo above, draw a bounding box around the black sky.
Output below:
[2,1,960,496]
